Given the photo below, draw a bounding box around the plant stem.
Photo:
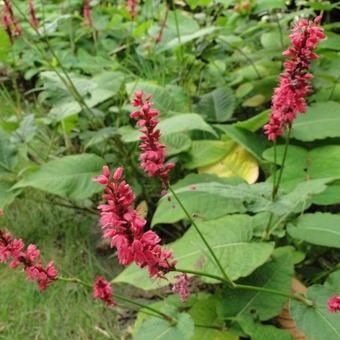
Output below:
[272,125,292,200]
[174,268,228,283]
[234,283,314,306]
[168,186,235,287]
[58,276,175,322]
[175,269,314,306]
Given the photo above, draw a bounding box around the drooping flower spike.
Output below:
[130,91,175,192]
[328,295,340,313]
[264,16,325,140]
[94,166,176,278]
[0,213,58,291]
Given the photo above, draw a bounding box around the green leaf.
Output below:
[84,127,118,150]
[239,317,292,340]
[220,248,294,321]
[290,272,340,340]
[221,125,268,160]
[13,154,105,200]
[0,180,18,209]
[120,113,216,143]
[114,215,274,290]
[291,102,340,141]
[196,87,236,122]
[161,133,192,157]
[313,180,340,205]
[0,28,10,62]
[242,95,266,108]
[189,296,238,340]
[11,115,37,144]
[159,27,218,52]
[126,81,190,113]
[185,140,233,169]
[263,145,340,191]
[0,130,17,177]
[288,213,340,248]
[135,310,194,340]
[233,110,269,132]
[261,32,289,49]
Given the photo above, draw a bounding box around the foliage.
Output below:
[0,0,340,338]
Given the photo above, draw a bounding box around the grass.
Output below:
[0,193,125,339]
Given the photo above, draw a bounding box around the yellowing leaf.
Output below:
[242,94,266,107]
[198,145,259,184]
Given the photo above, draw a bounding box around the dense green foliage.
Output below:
[0,0,340,339]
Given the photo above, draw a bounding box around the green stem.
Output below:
[272,126,292,200]
[58,277,175,322]
[168,186,235,287]
[174,268,228,283]
[234,283,314,306]
[174,269,314,306]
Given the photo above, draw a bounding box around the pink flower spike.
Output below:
[328,295,340,313]
[264,16,325,141]
[130,91,175,191]
[172,274,190,302]
[95,166,176,278]
[102,165,110,178]
[93,276,115,307]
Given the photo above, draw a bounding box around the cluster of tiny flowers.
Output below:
[131,91,175,192]
[1,0,21,42]
[94,166,176,278]
[83,0,92,27]
[28,0,39,28]
[127,0,137,17]
[172,274,190,302]
[328,295,340,313]
[0,212,57,291]
[93,276,115,306]
[264,16,325,140]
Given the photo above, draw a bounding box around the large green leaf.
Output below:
[288,213,340,248]
[196,87,236,122]
[290,271,340,340]
[161,133,192,157]
[114,215,274,290]
[120,113,216,143]
[185,140,233,169]
[221,125,268,161]
[135,309,194,340]
[13,154,105,200]
[189,296,238,340]
[220,248,294,321]
[291,102,340,141]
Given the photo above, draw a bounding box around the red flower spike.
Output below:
[127,0,137,18]
[328,296,340,313]
[94,166,176,278]
[130,91,174,191]
[0,227,58,291]
[93,276,115,307]
[28,0,39,28]
[264,16,325,141]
